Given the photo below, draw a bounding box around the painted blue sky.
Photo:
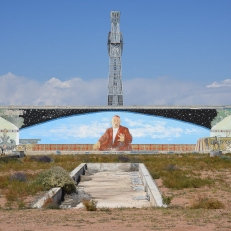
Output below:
[19,112,210,144]
[1,0,231,106]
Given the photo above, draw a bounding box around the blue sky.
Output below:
[1,0,231,106]
[19,112,210,144]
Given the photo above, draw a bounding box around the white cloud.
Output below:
[123,77,231,105]
[0,72,107,106]
[1,72,231,106]
[206,79,231,88]
[45,77,71,88]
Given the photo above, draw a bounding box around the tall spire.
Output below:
[107,11,123,106]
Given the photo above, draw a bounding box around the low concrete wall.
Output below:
[17,143,196,153]
[23,150,212,155]
[32,163,87,208]
[86,163,138,173]
[139,164,163,207]
[32,162,163,208]
[32,187,62,209]
[70,163,87,182]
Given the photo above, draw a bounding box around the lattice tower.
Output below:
[107,11,123,106]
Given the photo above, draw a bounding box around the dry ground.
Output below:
[1,154,231,230]
[0,206,231,231]
[1,170,231,231]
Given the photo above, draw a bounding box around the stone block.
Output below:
[210,150,222,157]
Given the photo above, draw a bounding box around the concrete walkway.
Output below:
[76,171,150,208]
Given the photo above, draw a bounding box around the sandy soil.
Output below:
[1,170,231,230]
[0,207,230,231]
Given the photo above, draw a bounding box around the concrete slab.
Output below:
[75,171,150,209]
[32,162,163,209]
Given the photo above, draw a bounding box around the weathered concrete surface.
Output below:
[32,164,87,209]
[210,150,222,157]
[32,163,163,209]
[139,164,163,207]
[86,163,138,173]
[70,163,87,182]
[76,171,150,209]
[32,187,62,208]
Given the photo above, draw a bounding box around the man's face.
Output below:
[111,117,120,128]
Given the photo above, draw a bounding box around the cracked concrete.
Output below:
[75,170,150,209]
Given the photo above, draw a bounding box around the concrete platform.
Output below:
[76,171,150,209]
[33,163,163,209]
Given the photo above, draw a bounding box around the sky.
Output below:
[19,112,210,144]
[1,0,231,106]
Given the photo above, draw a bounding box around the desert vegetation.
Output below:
[1,153,231,230]
[0,153,230,210]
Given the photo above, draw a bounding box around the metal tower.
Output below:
[107,11,123,106]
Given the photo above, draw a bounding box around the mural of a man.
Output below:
[93,115,132,151]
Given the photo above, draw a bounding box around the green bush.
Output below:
[162,194,174,206]
[34,166,76,194]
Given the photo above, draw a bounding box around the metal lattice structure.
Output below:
[107,11,123,106]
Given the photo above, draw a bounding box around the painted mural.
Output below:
[211,109,231,128]
[195,137,231,152]
[19,112,210,145]
[0,109,25,128]
[195,108,231,152]
[1,108,231,152]
[0,109,24,152]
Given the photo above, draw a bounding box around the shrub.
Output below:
[165,164,178,171]
[162,194,174,206]
[34,166,76,194]
[82,199,98,211]
[17,200,26,209]
[118,155,130,163]
[149,169,160,179]
[130,157,141,163]
[190,195,224,209]
[220,156,231,162]
[100,207,111,212]
[30,155,53,163]
[163,170,213,189]
[10,172,27,182]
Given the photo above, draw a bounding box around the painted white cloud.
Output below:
[1,72,231,106]
[206,79,231,88]
[124,118,148,127]
[28,121,109,141]
[124,117,201,139]
[26,118,202,141]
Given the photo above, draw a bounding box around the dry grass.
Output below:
[190,194,225,209]
[82,199,98,211]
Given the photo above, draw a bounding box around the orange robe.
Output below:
[98,125,132,151]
